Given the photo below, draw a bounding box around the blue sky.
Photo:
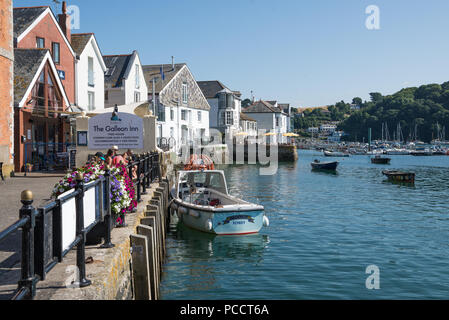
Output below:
[14,0,449,107]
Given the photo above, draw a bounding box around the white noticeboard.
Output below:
[58,189,77,253]
[83,182,97,229]
[88,112,143,150]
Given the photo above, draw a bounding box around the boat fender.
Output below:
[178,206,188,216]
[189,210,200,218]
[263,215,270,227]
[205,219,213,231]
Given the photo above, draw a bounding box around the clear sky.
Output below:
[13,0,449,107]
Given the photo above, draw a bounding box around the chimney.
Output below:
[171,56,174,70]
[58,1,71,42]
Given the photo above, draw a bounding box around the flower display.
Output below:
[51,162,136,216]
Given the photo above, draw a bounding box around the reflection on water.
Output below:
[161,151,449,300]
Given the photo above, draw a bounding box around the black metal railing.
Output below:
[0,151,161,300]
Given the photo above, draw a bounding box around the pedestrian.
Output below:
[105,149,114,167]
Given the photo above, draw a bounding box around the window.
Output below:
[158,103,165,122]
[181,110,187,121]
[182,82,188,104]
[88,92,95,111]
[135,65,140,89]
[105,90,109,101]
[170,127,174,138]
[134,91,140,103]
[226,111,233,126]
[276,117,279,127]
[36,37,45,48]
[170,107,174,121]
[197,111,202,122]
[88,57,94,86]
[52,42,60,64]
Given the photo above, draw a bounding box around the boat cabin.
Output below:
[176,170,230,205]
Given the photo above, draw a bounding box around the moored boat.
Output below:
[323,150,349,157]
[170,169,269,235]
[371,155,391,164]
[311,159,339,171]
[382,170,415,183]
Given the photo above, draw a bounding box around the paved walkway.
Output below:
[0,172,65,299]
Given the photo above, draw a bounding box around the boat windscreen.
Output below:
[181,171,228,195]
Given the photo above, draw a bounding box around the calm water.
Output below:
[160,150,449,299]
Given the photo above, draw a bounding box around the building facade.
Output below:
[243,100,289,144]
[103,50,148,109]
[143,63,210,151]
[13,4,75,172]
[197,80,241,139]
[0,0,14,176]
[72,33,107,112]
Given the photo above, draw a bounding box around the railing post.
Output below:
[145,152,151,188]
[17,190,37,300]
[136,155,142,203]
[74,173,91,287]
[142,154,147,195]
[101,165,114,249]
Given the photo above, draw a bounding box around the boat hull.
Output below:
[311,161,338,170]
[175,202,266,235]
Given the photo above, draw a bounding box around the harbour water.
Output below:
[160,150,449,299]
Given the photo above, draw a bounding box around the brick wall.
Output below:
[0,0,14,177]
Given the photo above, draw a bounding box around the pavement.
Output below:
[0,172,65,300]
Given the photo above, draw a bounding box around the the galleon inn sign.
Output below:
[88,112,143,150]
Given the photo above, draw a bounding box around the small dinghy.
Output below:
[324,150,349,157]
[382,170,415,183]
[371,155,391,164]
[311,159,339,171]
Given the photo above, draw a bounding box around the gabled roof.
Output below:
[71,33,93,56]
[240,112,256,122]
[13,6,48,38]
[103,51,140,88]
[142,63,186,94]
[14,48,70,108]
[197,80,241,99]
[13,6,75,57]
[72,33,107,71]
[243,100,285,114]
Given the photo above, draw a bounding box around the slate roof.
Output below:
[13,6,48,38]
[197,80,241,99]
[278,103,291,114]
[243,100,285,114]
[240,112,256,122]
[142,63,186,94]
[103,54,133,88]
[71,33,93,56]
[14,48,48,107]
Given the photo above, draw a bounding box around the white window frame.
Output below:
[197,111,202,122]
[135,64,140,89]
[88,91,95,111]
[225,111,233,126]
[182,82,188,104]
[181,109,187,121]
[88,56,94,87]
[134,91,141,103]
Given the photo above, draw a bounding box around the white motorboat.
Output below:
[170,170,269,235]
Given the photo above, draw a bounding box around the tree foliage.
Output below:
[339,82,449,142]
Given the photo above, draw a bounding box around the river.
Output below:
[160,150,449,299]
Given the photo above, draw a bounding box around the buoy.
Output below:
[205,219,213,231]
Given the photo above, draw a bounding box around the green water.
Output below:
[160,150,449,299]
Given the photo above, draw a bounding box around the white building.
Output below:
[142,63,210,151]
[103,50,148,109]
[71,33,107,111]
[197,80,242,140]
[320,124,337,134]
[242,100,289,144]
[239,112,258,137]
